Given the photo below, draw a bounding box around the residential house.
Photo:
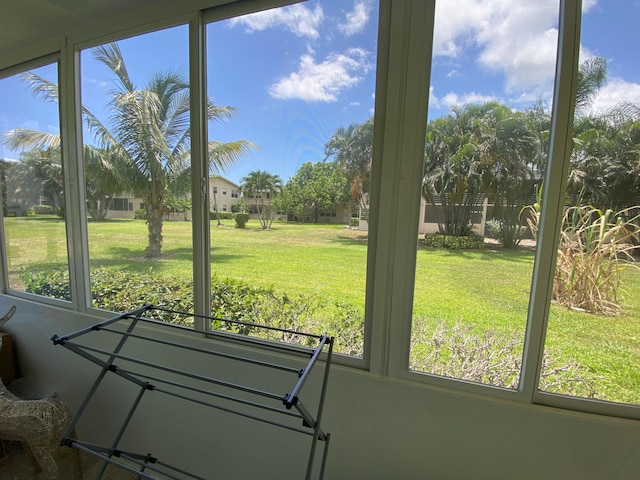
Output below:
[209,175,241,214]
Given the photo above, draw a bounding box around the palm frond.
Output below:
[164,89,191,148]
[82,105,123,155]
[604,101,640,126]
[575,57,608,116]
[207,101,236,124]
[92,43,134,92]
[21,71,59,104]
[1,128,61,151]
[207,140,257,175]
[113,90,172,182]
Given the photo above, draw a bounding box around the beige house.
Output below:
[208,176,241,214]
[357,197,488,235]
[101,176,241,220]
[102,196,141,219]
[417,197,489,236]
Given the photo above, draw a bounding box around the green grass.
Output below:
[3,215,640,403]
[85,218,368,306]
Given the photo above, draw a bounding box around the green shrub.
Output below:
[21,269,70,300]
[350,217,359,228]
[24,208,36,217]
[484,219,501,239]
[21,268,364,354]
[234,212,249,228]
[133,209,147,220]
[90,268,194,320]
[211,211,233,220]
[33,205,55,215]
[423,232,484,250]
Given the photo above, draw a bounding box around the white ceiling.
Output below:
[0,0,174,64]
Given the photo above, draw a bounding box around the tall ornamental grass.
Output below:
[525,205,640,315]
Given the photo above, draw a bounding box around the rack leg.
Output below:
[94,384,148,480]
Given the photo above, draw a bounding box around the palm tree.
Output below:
[575,57,608,118]
[569,109,640,213]
[566,57,612,208]
[2,148,64,216]
[490,111,541,246]
[240,170,282,229]
[422,103,504,236]
[2,42,254,257]
[84,148,128,221]
[325,118,373,221]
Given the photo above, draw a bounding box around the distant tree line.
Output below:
[319,57,640,247]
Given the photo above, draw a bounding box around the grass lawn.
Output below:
[4,215,639,404]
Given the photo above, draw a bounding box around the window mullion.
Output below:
[520,0,582,399]
[190,11,210,329]
[367,0,434,377]
[61,39,91,311]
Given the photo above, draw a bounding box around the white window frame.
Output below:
[0,0,637,420]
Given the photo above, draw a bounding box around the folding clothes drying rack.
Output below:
[52,305,334,480]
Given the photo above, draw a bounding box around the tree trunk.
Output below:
[146,202,163,258]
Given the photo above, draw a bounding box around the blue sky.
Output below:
[1,0,639,185]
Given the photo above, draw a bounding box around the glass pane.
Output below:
[0,62,70,300]
[80,26,193,321]
[206,1,379,354]
[540,2,640,404]
[410,1,561,388]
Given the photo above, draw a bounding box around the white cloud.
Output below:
[441,91,500,108]
[86,77,108,88]
[433,0,565,94]
[429,87,500,111]
[428,86,441,110]
[228,4,324,39]
[590,78,640,115]
[338,0,371,37]
[269,48,370,102]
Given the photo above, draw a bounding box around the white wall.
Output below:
[2,296,639,480]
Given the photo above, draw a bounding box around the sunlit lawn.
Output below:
[4,215,640,403]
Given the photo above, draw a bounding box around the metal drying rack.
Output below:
[52,304,334,480]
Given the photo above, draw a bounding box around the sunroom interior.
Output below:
[1,0,639,479]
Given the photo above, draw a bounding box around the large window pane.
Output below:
[80,26,193,318]
[0,62,70,300]
[205,1,379,355]
[540,2,640,404]
[410,1,561,389]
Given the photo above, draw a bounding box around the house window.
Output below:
[213,186,218,194]
[0,60,71,301]
[222,205,227,212]
[222,188,227,195]
[111,198,132,211]
[319,211,336,218]
[231,189,239,198]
